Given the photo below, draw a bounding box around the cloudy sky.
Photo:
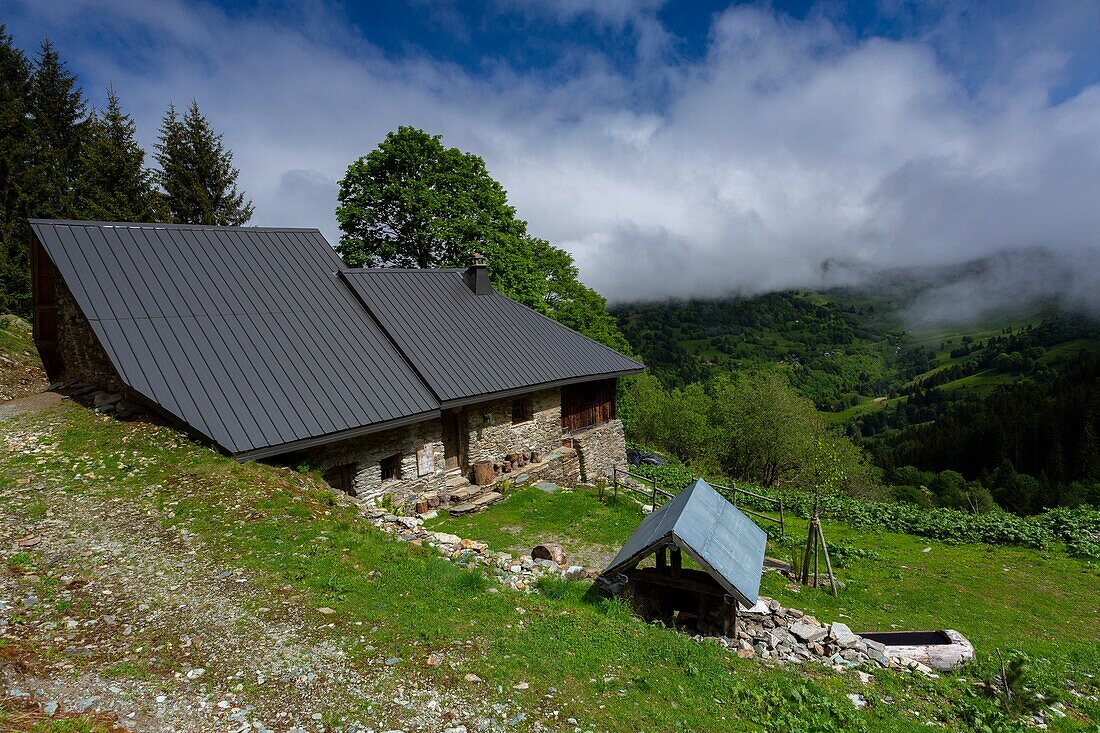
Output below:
[7,0,1100,309]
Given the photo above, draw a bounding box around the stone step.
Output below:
[444,474,471,489]
[448,491,503,515]
[448,484,480,502]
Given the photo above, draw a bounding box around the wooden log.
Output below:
[532,542,567,565]
[473,460,494,486]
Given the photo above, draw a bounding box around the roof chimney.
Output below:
[464,251,492,295]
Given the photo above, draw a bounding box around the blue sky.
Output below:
[6,1,1100,313]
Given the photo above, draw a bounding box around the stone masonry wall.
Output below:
[464,387,561,465]
[569,418,627,482]
[52,263,124,392]
[307,419,448,510]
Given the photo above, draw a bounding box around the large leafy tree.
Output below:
[154,101,253,225]
[337,126,630,353]
[76,87,165,222]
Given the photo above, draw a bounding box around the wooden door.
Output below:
[442,409,466,472]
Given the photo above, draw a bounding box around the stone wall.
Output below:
[464,387,562,465]
[568,419,627,482]
[51,262,123,392]
[307,419,449,509]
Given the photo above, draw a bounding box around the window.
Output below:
[561,379,617,432]
[323,463,355,497]
[512,396,533,424]
[380,453,403,482]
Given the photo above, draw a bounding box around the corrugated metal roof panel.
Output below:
[342,269,644,403]
[30,220,441,455]
[602,479,767,608]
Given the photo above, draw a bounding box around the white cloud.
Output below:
[10,0,1100,314]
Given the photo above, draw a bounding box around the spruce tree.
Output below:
[76,87,166,222]
[27,39,86,219]
[0,26,34,316]
[154,101,253,225]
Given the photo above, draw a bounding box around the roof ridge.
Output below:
[30,218,323,233]
[342,267,465,274]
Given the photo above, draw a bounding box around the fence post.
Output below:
[778,498,786,537]
[731,482,738,507]
[652,477,657,507]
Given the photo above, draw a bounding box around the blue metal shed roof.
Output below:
[602,478,767,607]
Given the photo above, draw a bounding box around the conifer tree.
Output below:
[76,87,165,222]
[154,101,253,225]
[0,26,34,315]
[27,39,86,219]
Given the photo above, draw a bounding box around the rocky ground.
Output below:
[0,316,47,402]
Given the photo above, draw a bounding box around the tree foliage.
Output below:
[623,370,874,493]
[154,101,253,226]
[336,126,629,353]
[0,33,90,316]
[0,26,35,316]
[76,87,165,222]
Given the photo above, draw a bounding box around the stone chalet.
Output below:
[28,220,644,512]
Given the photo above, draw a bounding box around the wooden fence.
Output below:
[610,466,785,536]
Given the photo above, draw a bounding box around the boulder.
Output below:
[830,622,861,649]
[790,621,829,644]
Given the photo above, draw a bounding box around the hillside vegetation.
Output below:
[613,290,1100,513]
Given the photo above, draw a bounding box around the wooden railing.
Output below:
[609,466,784,536]
[609,466,675,507]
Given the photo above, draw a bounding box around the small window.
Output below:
[380,453,403,482]
[512,397,533,424]
[323,463,355,497]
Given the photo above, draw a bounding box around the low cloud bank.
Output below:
[9,1,1100,319]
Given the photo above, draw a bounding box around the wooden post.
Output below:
[670,547,682,579]
[656,546,667,571]
[778,499,786,537]
[801,520,815,586]
[813,519,820,588]
[817,519,839,596]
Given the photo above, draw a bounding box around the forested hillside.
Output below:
[613,288,1100,514]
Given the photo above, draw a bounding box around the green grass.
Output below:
[3,403,1098,731]
[427,486,642,566]
[0,313,35,357]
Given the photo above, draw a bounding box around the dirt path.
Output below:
[0,391,61,420]
[0,466,492,732]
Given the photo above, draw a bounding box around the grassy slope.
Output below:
[6,405,1099,730]
[0,404,904,732]
[433,487,1100,730]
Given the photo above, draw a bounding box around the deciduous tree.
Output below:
[337,126,630,353]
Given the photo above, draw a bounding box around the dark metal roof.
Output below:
[341,269,643,404]
[30,220,439,457]
[602,479,767,607]
[30,220,643,458]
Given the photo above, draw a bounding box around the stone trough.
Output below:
[855,630,974,671]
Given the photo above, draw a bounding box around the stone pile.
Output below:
[704,598,938,676]
[361,508,595,592]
